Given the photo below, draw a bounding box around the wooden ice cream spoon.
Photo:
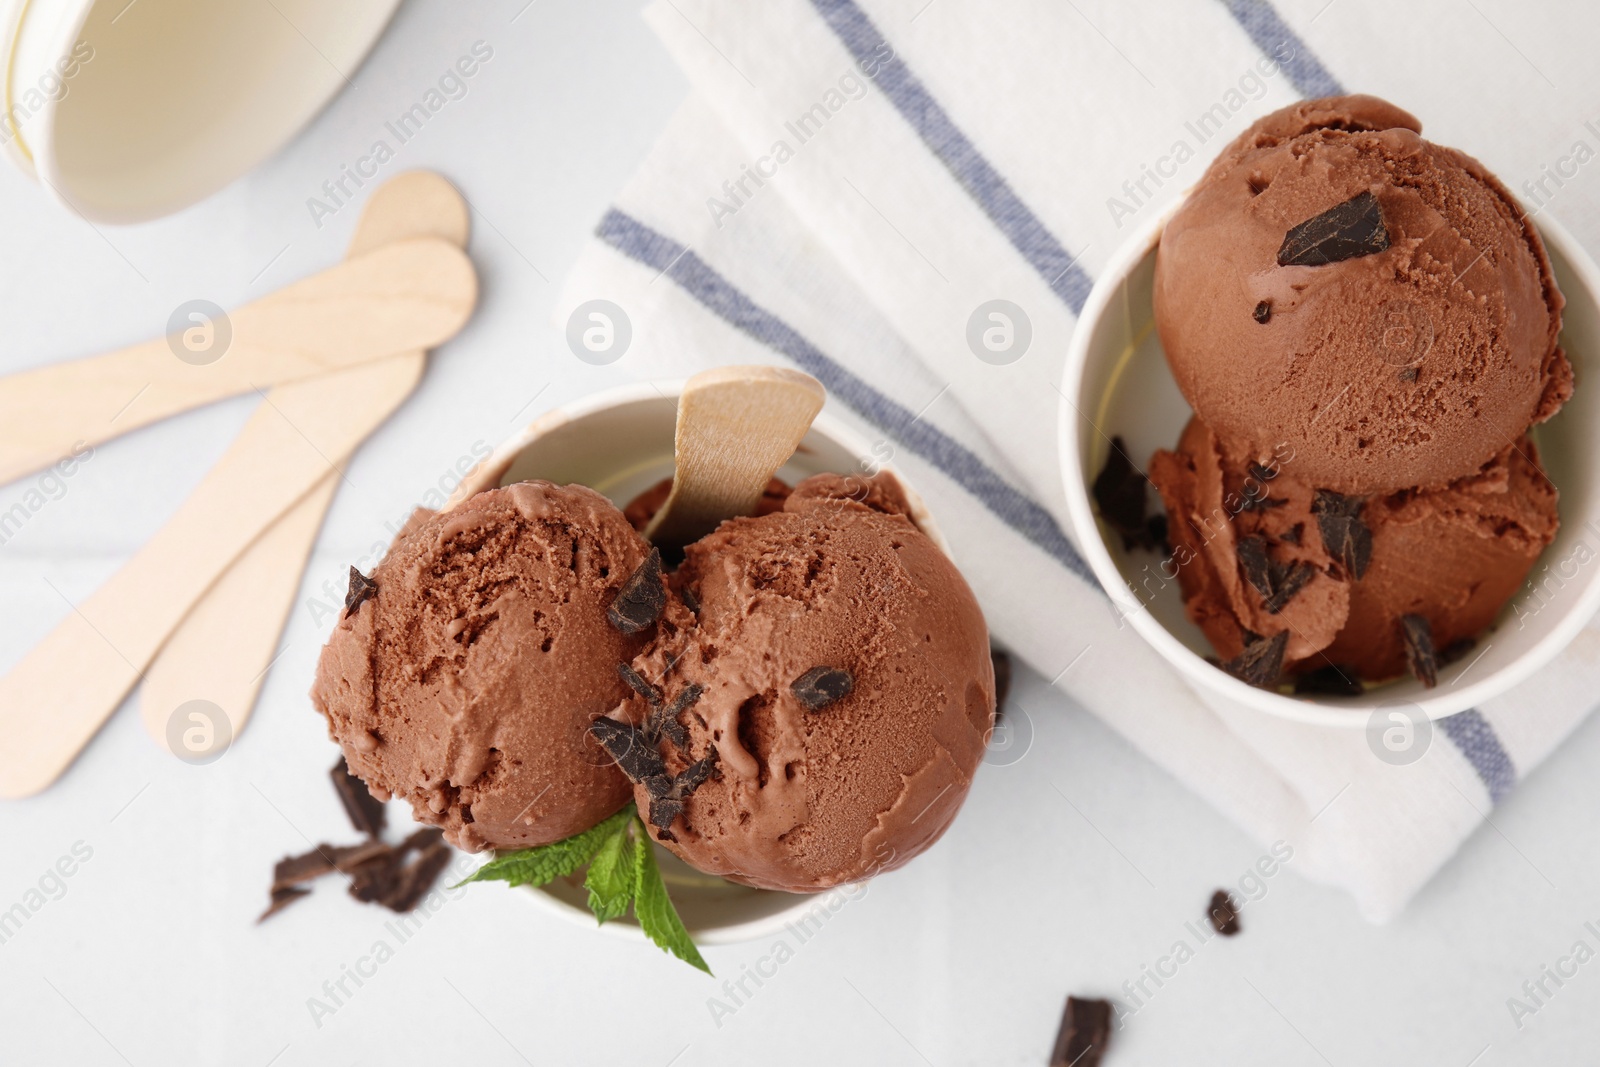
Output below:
[644,365,826,552]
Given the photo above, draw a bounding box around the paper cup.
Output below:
[450,379,937,944]
[1059,205,1600,726]
[2,0,400,222]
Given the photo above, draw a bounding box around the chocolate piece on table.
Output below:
[1401,614,1439,688]
[607,548,667,635]
[331,757,387,838]
[272,840,391,889]
[792,666,854,710]
[1091,437,1156,551]
[343,566,378,617]
[1221,630,1288,689]
[1050,996,1113,1067]
[1208,889,1241,935]
[1293,664,1363,697]
[257,885,311,924]
[1311,490,1373,580]
[380,841,454,913]
[1277,190,1389,267]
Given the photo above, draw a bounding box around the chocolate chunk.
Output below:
[1253,300,1272,324]
[589,717,667,783]
[1050,996,1112,1067]
[344,566,377,618]
[379,841,453,913]
[257,885,311,923]
[675,751,720,796]
[1221,630,1288,689]
[1208,889,1241,936]
[642,773,675,799]
[792,666,854,710]
[1092,437,1157,551]
[607,549,666,635]
[656,685,702,750]
[680,584,701,616]
[1277,190,1389,267]
[1398,366,1419,383]
[647,796,683,833]
[1312,490,1373,580]
[1294,664,1363,697]
[990,648,1012,721]
[1237,537,1274,600]
[1401,614,1439,688]
[1440,637,1477,666]
[330,757,386,838]
[272,840,391,889]
[618,662,663,706]
[1263,559,1315,615]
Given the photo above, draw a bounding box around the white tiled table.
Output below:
[2,2,1597,1063]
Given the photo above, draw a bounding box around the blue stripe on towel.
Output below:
[1217,0,1346,97]
[595,208,1094,582]
[1438,709,1517,805]
[809,0,1094,315]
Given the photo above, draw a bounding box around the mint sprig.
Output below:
[456,804,710,974]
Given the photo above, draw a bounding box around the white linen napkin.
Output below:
[552,0,1600,920]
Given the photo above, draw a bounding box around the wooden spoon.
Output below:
[0,204,480,798]
[645,365,826,550]
[0,236,476,486]
[138,172,471,752]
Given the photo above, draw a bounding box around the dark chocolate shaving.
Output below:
[1050,996,1112,1067]
[1294,664,1364,697]
[647,797,683,833]
[1398,366,1419,382]
[1253,300,1272,324]
[256,885,311,923]
[379,841,453,912]
[642,774,675,799]
[1237,537,1274,600]
[589,717,667,784]
[792,666,854,710]
[607,549,666,635]
[344,566,377,618]
[1221,630,1288,689]
[1263,560,1315,615]
[646,747,721,843]
[991,648,1012,722]
[1277,190,1389,267]
[618,662,663,706]
[1208,889,1241,936]
[331,757,386,838]
[680,584,701,616]
[1401,614,1438,688]
[1312,490,1373,580]
[272,840,391,889]
[1091,437,1159,551]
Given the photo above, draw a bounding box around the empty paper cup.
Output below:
[2,0,401,221]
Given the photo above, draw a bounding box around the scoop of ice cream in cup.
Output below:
[1059,95,1600,725]
[312,368,995,955]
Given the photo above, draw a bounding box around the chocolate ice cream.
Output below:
[1150,417,1557,683]
[609,472,995,893]
[311,481,655,851]
[1156,95,1570,496]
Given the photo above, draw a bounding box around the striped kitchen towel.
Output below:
[555,0,1600,920]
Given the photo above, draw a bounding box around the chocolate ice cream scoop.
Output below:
[311,481,656,851]
[1149,417,1558,684]
[1155,94,1571,495]
[610,472,995,893]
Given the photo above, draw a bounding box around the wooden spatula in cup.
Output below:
[645,366,826,550]
[0,237,476,485]
[138,172,471,752]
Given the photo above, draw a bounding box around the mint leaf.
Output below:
[583,817,637,924]
[454,805,634,889]
[631,815,711,974]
